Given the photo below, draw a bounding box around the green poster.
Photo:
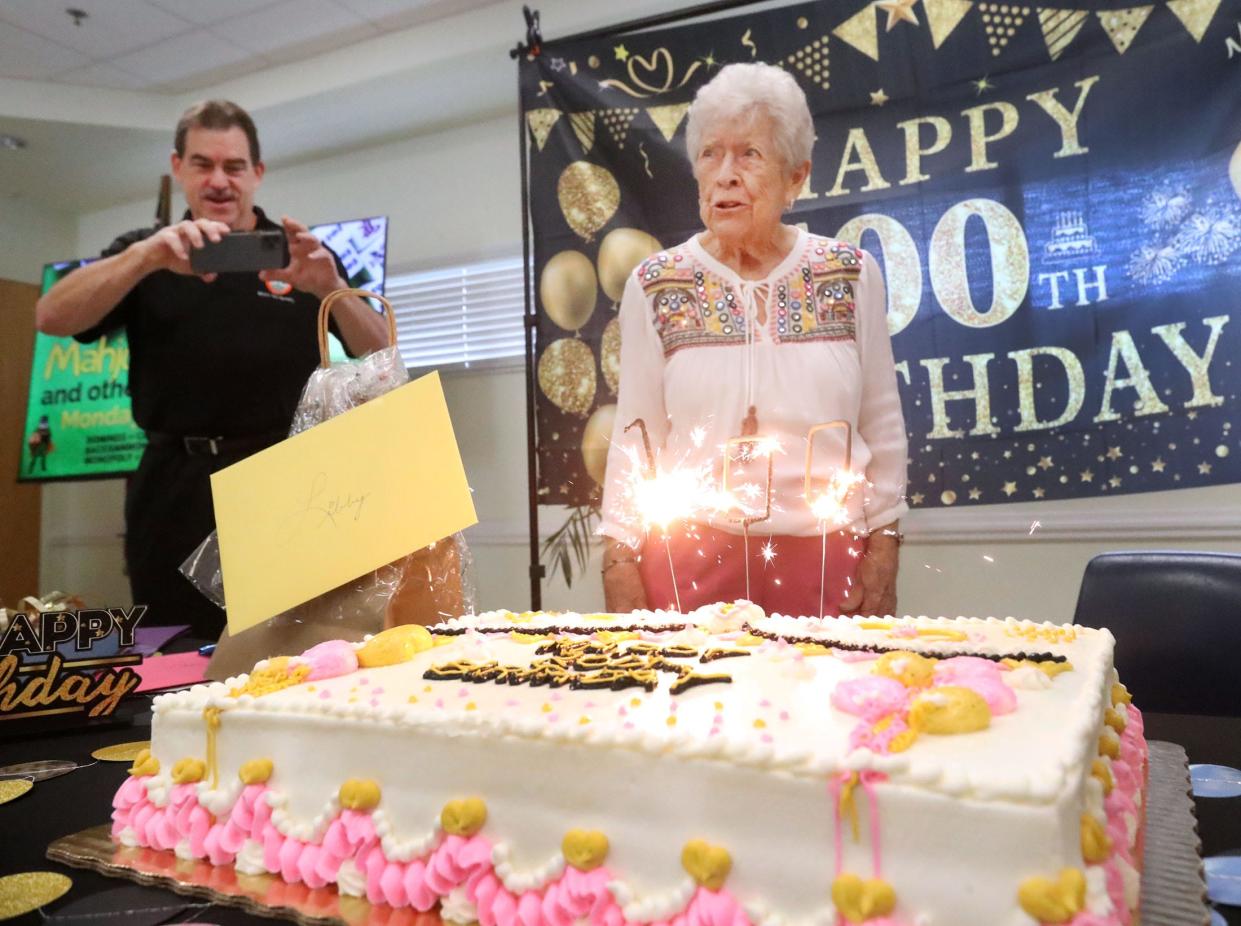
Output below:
[19,261,146,481]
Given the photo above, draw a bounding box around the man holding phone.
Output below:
[36,100,389,638]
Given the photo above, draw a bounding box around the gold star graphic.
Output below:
[1188,410,1198,420]
[1080,469,1094,482]
[1033,487,1046,499]
[870,88,890,106]
[1198,461,1213,474]
[1109,476,1122,488]
[614,43,630,62]
[973,75,994,96]
[700,51,719,69]
[971,451,980,460]
[1106,446,1123,461]
[1002,481,1018,497]
[1002,449,1012,459]
[968,487,982,500]
[911,492,925,505]
[877,0,920,30]
[1037,456,1054,471]
[1151,457,1166,472]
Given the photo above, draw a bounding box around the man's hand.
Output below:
[840,528,899,617]
[259,216,345,299]
[137,218,230,281]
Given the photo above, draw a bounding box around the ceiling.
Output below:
[0,0,497,92]
[0,0,643,215]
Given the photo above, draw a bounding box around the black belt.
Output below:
[145,431,284,458]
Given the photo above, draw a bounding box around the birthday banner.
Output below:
[522,0,1241,510]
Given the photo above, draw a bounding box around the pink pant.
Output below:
[638,522,862,617]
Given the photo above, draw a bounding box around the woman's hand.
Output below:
[602,540,648,613]
[840,527,900,617]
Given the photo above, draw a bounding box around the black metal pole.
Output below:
[517,56,545,611]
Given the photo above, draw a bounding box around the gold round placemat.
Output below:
[0,871,72,919]
[91,741,151,763]
[0,779,32,805]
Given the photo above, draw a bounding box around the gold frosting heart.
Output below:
[1080,813,1113,864]
[441,797,487,837]
[339,778,381,811]
[831,872,897,923]
[171,758,206,784]
[680,839,732,890]
[562,829,609,870]
[128,749,160,777]
[1017,868,1086,923]
[239,758,274,785]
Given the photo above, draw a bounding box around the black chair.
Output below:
[1072,551,1241,717]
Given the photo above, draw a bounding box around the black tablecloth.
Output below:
[3,701,1239,926]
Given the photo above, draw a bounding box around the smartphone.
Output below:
[189,230,290,274]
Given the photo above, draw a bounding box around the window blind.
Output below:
[386,255,527,369]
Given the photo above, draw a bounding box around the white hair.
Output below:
[685,63,815,174]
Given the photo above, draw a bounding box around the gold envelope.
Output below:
[210,372,477,635]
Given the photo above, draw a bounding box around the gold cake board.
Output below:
[47,740,1210,926]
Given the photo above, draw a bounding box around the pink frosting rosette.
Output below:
[832,677,909,723]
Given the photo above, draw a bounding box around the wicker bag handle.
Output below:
[316,288,397,367]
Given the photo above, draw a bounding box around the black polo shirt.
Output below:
[76,207,349,439]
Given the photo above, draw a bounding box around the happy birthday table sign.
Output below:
[0,607,145,725]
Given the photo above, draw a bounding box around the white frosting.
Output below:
[140,608,1132,925]
[234,838,267,875]
[609,876,696,921]
[174,838,194,861]
[439,885,478,924]
[492,842,565,893]
[335,859,365,897]
[117,826,138,848]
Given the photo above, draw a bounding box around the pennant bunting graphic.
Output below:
[568,111,595,154]
[599,108,639,149]
[646,102,691,142]
[1038,8,1089,60]
[526,108,562,152]
[833,3,881,61]
[786,35,832,91]
[1097,6,1154,53]
[1166,0,1222,42]
[979,3,1032,56]
[923,0,975,47]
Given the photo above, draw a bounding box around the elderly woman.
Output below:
[599,62,908,618]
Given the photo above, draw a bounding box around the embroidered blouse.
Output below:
[599,228,909,550]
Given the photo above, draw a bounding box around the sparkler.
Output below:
[721,436,775,601]
[805,421,864,618]
[623,418,698,611]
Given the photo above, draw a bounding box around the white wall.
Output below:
[0,197,76,285]
[39,109,1241,621]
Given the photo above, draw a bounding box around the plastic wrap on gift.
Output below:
[175,289,475,680]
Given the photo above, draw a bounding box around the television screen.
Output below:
[18,216,390,482]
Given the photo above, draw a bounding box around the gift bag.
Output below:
[180,289,474,681]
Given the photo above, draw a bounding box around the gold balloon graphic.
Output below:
[538,338,597,418]
[601,317,621,394]
[1230,140,1241,201]
[558,161,620,242]
[540,250,598,332]
[581,403,618,485]
[597,228,662,302]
